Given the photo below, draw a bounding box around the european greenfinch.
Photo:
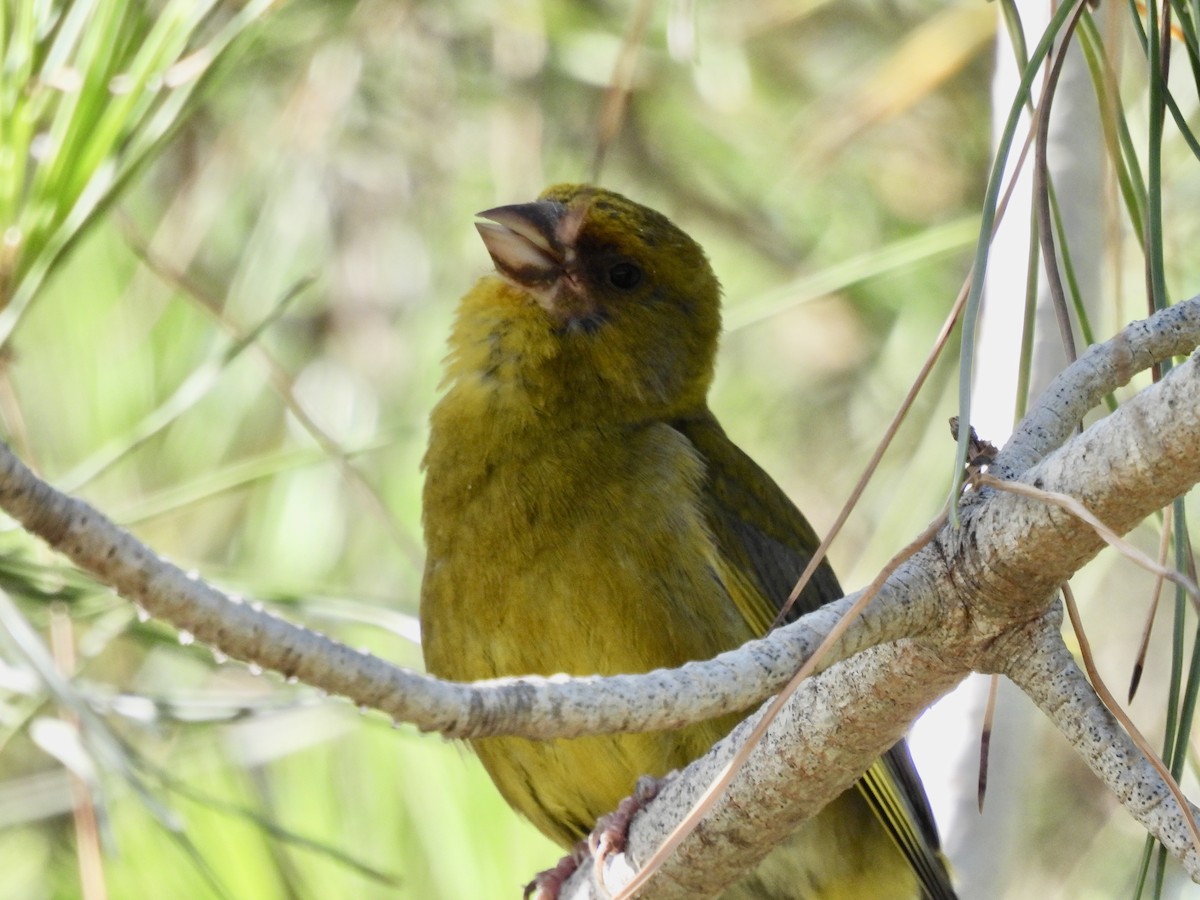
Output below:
[420,184,956,899]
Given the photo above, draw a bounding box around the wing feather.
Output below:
[673,410,956,900]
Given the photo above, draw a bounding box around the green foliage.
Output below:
[0,0,273,338]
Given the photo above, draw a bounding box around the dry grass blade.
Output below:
[49,608,108,900]
[978,672,999,812]
[800,1,997,165]
[773,284,967,626]
[591,0,654,181]
[1130,504,1174,702]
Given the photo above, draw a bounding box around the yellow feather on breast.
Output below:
[422,399,751,842]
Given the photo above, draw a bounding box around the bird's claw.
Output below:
[525,775,668,898]
[524,841,590,900]
[589,774,667,862]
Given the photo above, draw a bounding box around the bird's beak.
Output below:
[475,200,568,291]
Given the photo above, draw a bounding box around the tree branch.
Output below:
[1006,621,1200,879]
[953,339,1200,625]
[0,441,914,738]
[592,640,963,899]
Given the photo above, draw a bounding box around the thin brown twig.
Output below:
[591,0,654,182]
[1031,3,1088,369]
[978,672,999,812]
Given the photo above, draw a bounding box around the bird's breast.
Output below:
[419,410,755,684]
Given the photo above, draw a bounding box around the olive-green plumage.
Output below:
[420,185,956,899]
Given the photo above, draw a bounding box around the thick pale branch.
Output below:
[1006,623,1200,879]
[556,317,1200,892]
[564,640,964,899]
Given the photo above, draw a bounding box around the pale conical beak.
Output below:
[475,200,567,289]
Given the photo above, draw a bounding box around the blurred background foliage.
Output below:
[0,0,1197,897]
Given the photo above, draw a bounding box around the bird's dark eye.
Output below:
[607,261,643,291]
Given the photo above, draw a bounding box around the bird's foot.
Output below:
[524,775,668,898]
[589,774,666,863]
[524,842,589,900]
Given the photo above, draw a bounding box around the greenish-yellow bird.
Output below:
[420,184,956,899]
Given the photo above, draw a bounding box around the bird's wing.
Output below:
[863,743,957,900]
[672,411,842,625]
[673,410,956,900]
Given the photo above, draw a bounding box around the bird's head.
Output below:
[463,184,722,424]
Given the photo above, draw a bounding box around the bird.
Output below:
[419,183,956,899]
